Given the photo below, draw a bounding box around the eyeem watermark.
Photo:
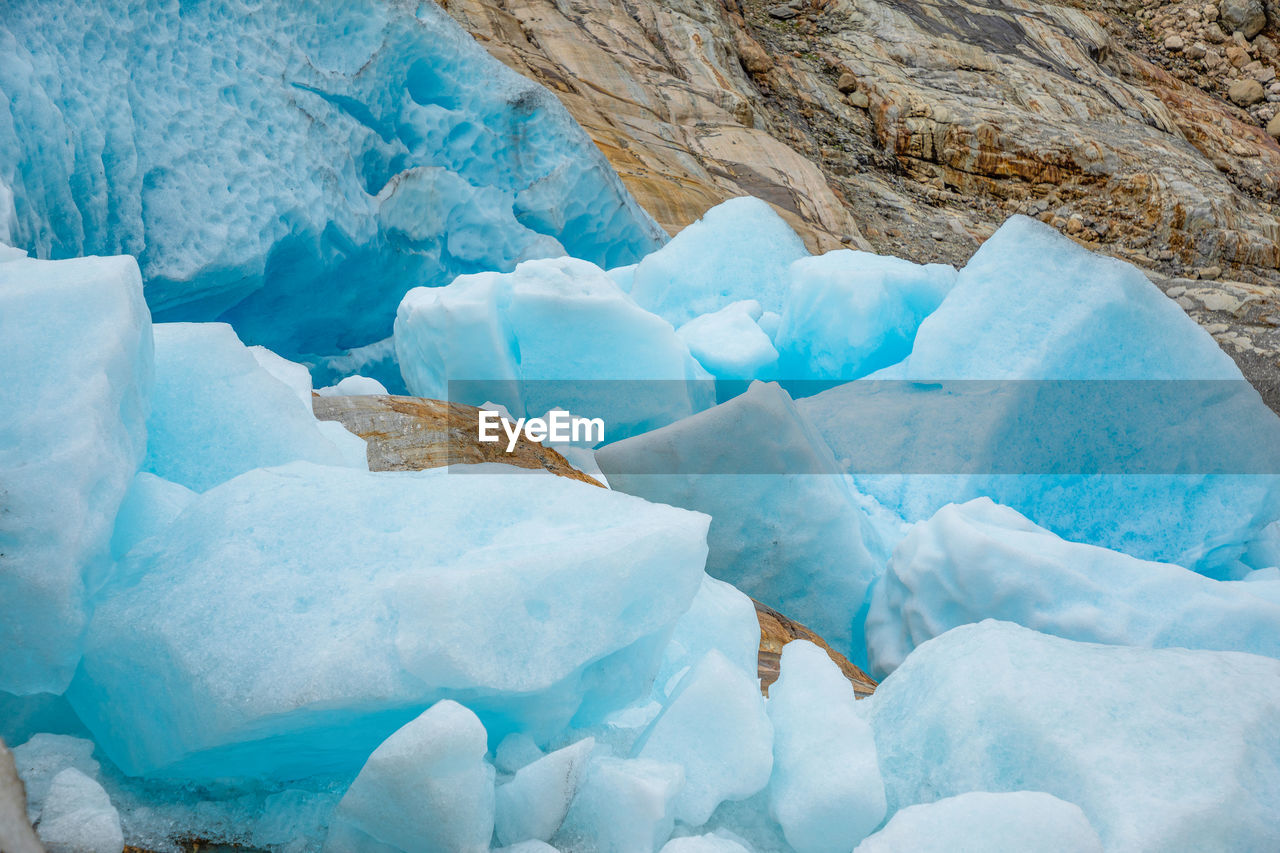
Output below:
[478,409,605,452]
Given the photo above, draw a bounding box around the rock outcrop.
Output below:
[444,0,1280,394]
[311,393,606,486]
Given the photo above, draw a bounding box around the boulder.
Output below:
[1229,77,1266,105]
[1220,0,1266,38]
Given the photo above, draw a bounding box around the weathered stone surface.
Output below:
[443,0,867,253]
[445,0,1280,402]
[1269,113,1280,138]
[311,393,606,487]
[754,599,876,698]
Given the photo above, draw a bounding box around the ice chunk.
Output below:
[629,197,808,326]
[598,381,885,657]
[853,791,1103,853]
[108,473,196,560]
[677,301,779,380]
[1,0,663,362]
[11,735,101,827]
[499,843,561,853]
[495,738,595,846]
[248,345,315,411]
[68,462,710,780]
[866,498,1280,675]
[775,251,955,380]
[325,701,494,853]
[34,768,123,853]
[317,375,390,397]
[655,575,761,694]
[395,256,712,437]
[808,215,1280,573]
[801,379,1280,575]
[660,832,752,853]
[892,216,1241,380]
[867,620,1280,851]
[635,650,773,826]
[496,734,546,775]
[0,253,151,695]
[558,757,684,853]
[144,323,366,492]
[767,641,885,853]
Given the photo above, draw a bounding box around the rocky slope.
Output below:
[444,0,1280,401]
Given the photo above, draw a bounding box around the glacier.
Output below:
[3,0,1280,845]
[0,0,664,378]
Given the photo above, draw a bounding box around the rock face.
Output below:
[444,0,1280,394]
[311,393,605,487]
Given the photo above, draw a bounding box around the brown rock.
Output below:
[1268,113,1280,138]
[836,71,860,93]
[1165,34,1185,52]
[754,598,877,698]
[1229,77,1266,105]
[734,31,773,75]
[311,394,606,487]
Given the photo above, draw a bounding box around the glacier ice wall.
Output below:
[0,0,665,366]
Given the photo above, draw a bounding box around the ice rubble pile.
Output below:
[3,39,1280,846]
[0,0,663,377]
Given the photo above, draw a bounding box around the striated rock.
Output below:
[444,0,868,253]
[311,393,605,487]
[1220,0,1267,39]
[754,599,876,698]
[1230,77,1267,104]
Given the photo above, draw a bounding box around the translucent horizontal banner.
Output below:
[445,379,1280,475]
